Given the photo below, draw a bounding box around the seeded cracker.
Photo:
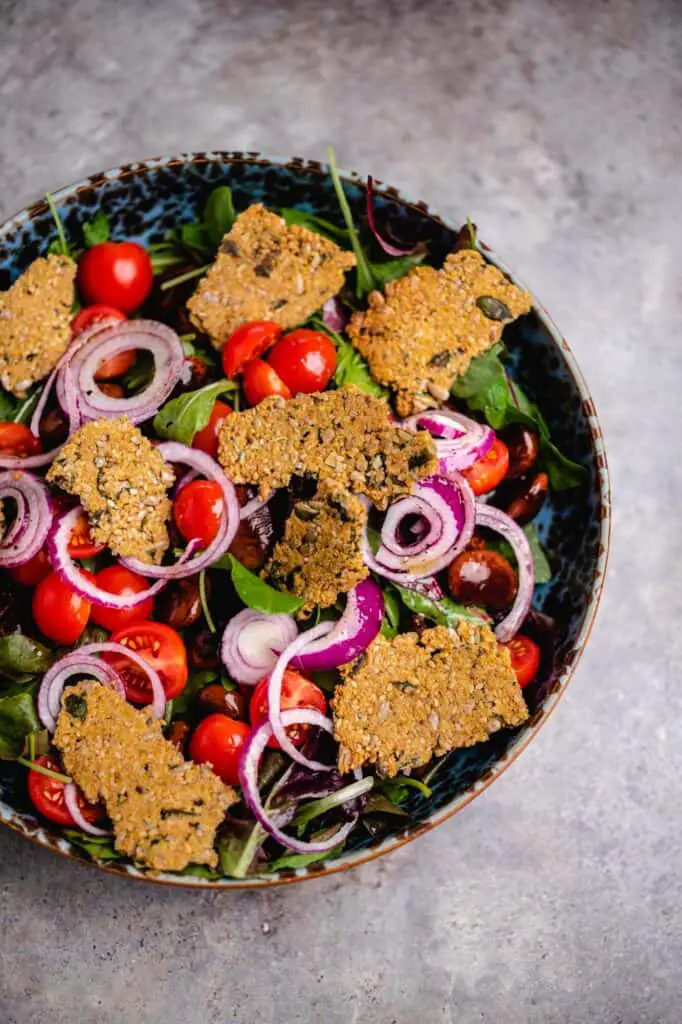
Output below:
[47,417,174,563]
[218,386,437,509]
[0,254,76,396]
[187,204,356,348]
[333,623,528,776]
[266,480,368,611]
[347,250,532,416]
[55,682,234,871]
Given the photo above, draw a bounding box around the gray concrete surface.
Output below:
[1,0,681,1021]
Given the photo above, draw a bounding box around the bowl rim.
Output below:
[0,151,611,889]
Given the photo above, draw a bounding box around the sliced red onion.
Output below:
[122,444,239,580]
[475,503,534,642]
[239,708,364,855]
[0,471,52,568]
[267,621,335,771]
[221,608,298,685]
[321,297,348,332]
[64,783,110,837]
[363,473,475,583]
[293,580,384,672]
[48,506,172,608]
[61,319,186,425]
[37,653,124,733]
[401,409,495,472]
[366,176,418,256]
[86,641,166,718]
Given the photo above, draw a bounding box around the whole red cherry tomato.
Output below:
[267,329,337,394]
[89,565,154,632]
[173,480,224,549]
[189,714,251,786]
[32,571,92,645]
[77,242,153,314]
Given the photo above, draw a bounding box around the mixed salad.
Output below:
[0,150,585,878]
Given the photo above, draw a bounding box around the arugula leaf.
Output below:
[82,210,109,248]
[266,847,340,873]
[327,146,378,299]
[395,585,489,627]
[542,440,588,491]
[204,186,236,247]
[0,688,40,759]
[309,318,388,398]
[153,380,237,445]
[281,208,350,244]
[380,585,401,639]
[487,522,552,585]
[180,222,212,254]
[212,554,305,615]
[368,252,425,287]
[0,635,53,678]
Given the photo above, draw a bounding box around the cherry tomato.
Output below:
[27,754,104,826]
[267,329,337,395]
[77,241,153,314]
[189,714,251,786]
[191,400,232,459]
[173,480,224,549]
[105,621,188,703]
[447,548,517,611]
[9,546,52,587]
[462,437,510,496]
[67,511,105,559]
[250,670,327,750]
[89,565,154,631]
[242,359,291,406]
[0,423,42,458]
[501,634,541,688]
[32,571,92,645]
[222,321,282,378]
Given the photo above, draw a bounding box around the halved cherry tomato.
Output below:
[0,423,42,458]
[461,437,510,496]
[250,670,327,750]
[105,621,188,703]
[27,754,105,826]
[222,321,282,378]
[501,634,541,688]
[9,546,52,587]
[77,241,153,314]
[267,329,337,395]
[89,565,154,632]
[173,480,224,549]
[32,571,93,645]
[189,714,251,786]
[67,511,105,559]
[242,359,291,406]
[192,400,232,459]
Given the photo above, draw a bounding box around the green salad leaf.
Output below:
[153,380,237,445]
[204,186,236,247]
[327,146,377,299]
[376,774,432,804]
[0,635,53,678]
[487,522,553,585]
[45,192,74,259]
[82,210,110,248]
[0,385,42,427]
[212,554,305,615]
[380,585,401,639]
[395,585,488,628]
[0,687,40,759]
[62,830,122,861]
[309,318,388,398]
[266,848,340,873]
[369,251,425,287]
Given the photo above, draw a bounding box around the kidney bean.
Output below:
[504,472,548,525]
[155,577,202,631]
[188,626,221,670]
[499,424,539,479]
[39,406,69,448]
[198,683,247,721]
[447,549,517,611]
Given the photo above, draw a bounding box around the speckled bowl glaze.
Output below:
[0,153,610,888]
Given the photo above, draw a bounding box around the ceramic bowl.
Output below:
[0,153,610,887]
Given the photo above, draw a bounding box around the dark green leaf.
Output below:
[219,823,268,878]
[204,186,236,247]
[395,585,489,627]
[12,388,41,425]
[376,774,432,806]
[121,351,155,393]
[368,251,425,287]
[380,585,401,639]
[327,146,378,299]
[74,624,110,648]
[310,318,387,397]
[180,221,212,254]
[181,864,221,880]
[309,669,340,693]
[362,793,410,817]
[0,635,53,677]
[0,689,40,759]
[266,847,340,873]
[487,523,552,585]
[212,554,305,615]
[542,440,588,490]
[62,829,121,861]
[82,210,110,248]
[451,342,506,400]
[153,380,237,445]
[0,389,17,420]
[64,693,87,721]
[280,208,350,244]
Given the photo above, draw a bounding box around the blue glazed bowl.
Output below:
[0,153,610,888]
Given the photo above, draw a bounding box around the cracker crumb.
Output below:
[347,250,532,416]
[333,623,528,776]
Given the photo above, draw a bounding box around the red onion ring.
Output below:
[401,410,495,472]
[48,506,174,608]
[0,471,53,568]
[221,609,298,685]
[475,504,535,642]
[366,176,419,256]
[267,621,335,771]
[64,783,110,837]
[321,297,348,331]
[86,641,167,718]
[37,653,124,733]
[239,708,364,855]
[293,580,384,672]
[121,444,239,580]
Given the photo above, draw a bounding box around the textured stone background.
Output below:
[1,0,681,1021]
